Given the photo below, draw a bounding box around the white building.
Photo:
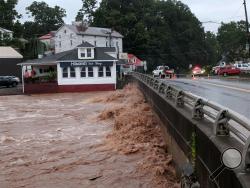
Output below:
[55,22,123,54]
[19,42,118,94]
[0,27,13,40]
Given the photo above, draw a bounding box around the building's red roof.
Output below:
[127,54,142,66]
[39,33,53,40]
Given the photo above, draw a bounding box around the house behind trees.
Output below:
[0,27,13,40]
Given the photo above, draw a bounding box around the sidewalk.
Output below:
[0,85,23,96]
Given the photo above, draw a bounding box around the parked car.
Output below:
[153,66,175,78]
[9,76,21,83]
[234,63,250,71]
[217,66,241,76]
[0,76,20,88]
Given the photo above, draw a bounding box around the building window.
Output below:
[59,41,61,48]
[64,30,67,34]
[70,40,73,46]
[62,67,68,78]
[98,67,104,77]
[88,67,94,77]
[70,67,76,78]
[87,49,91,57]
[106,66,111,77]
[81,51,86,58]
[81,67,86,77]
[106,41,108,47]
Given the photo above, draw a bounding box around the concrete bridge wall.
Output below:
[134,77,249,188]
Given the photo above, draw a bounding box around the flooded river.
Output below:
[0,86,179,188]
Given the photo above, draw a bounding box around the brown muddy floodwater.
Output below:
[0,85,179,188]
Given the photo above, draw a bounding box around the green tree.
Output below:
[24,38,45,59]
[205,31,220,65]
[13,20,24,38]
[0,0,21,30]
[217,21,247,61]
[93,0,208,71]
[22,21,42,38]
[26,1,66,36]
[75,11,85,22]
[76,0,97,22]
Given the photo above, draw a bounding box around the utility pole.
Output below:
[243,0,250,56]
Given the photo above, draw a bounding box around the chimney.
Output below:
[72,21,89,32]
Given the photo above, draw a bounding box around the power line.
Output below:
[201,21,221,25]
[201,3,245,25]
[227,3,244,20]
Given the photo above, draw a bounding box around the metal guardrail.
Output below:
[133,72,250,171]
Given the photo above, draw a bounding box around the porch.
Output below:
[20,62,58,94]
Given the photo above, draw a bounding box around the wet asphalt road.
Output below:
[164,78,250,119]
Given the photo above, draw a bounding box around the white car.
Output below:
[152,66,174,78]
[234,63,250,71]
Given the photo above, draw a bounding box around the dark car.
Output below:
[0,76,19,88]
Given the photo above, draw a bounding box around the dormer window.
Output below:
[78,47,94,59]
[77,42,95,59]
[80,51,86,58]
[87,49,91,57]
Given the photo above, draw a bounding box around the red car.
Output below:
[217,66,241,76]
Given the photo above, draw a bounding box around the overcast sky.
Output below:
[16,0,249,33]
[16,0,82,24]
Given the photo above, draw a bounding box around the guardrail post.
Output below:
[192,98,204,119]
[153,80,159,90]
[165,86,172,98]
[149,78,152,86]
[214,110,230,136]
[175,90,184,107]
[243,137,250,171]
[158,82,164,93]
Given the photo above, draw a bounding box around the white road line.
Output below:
[196,81,250,93]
